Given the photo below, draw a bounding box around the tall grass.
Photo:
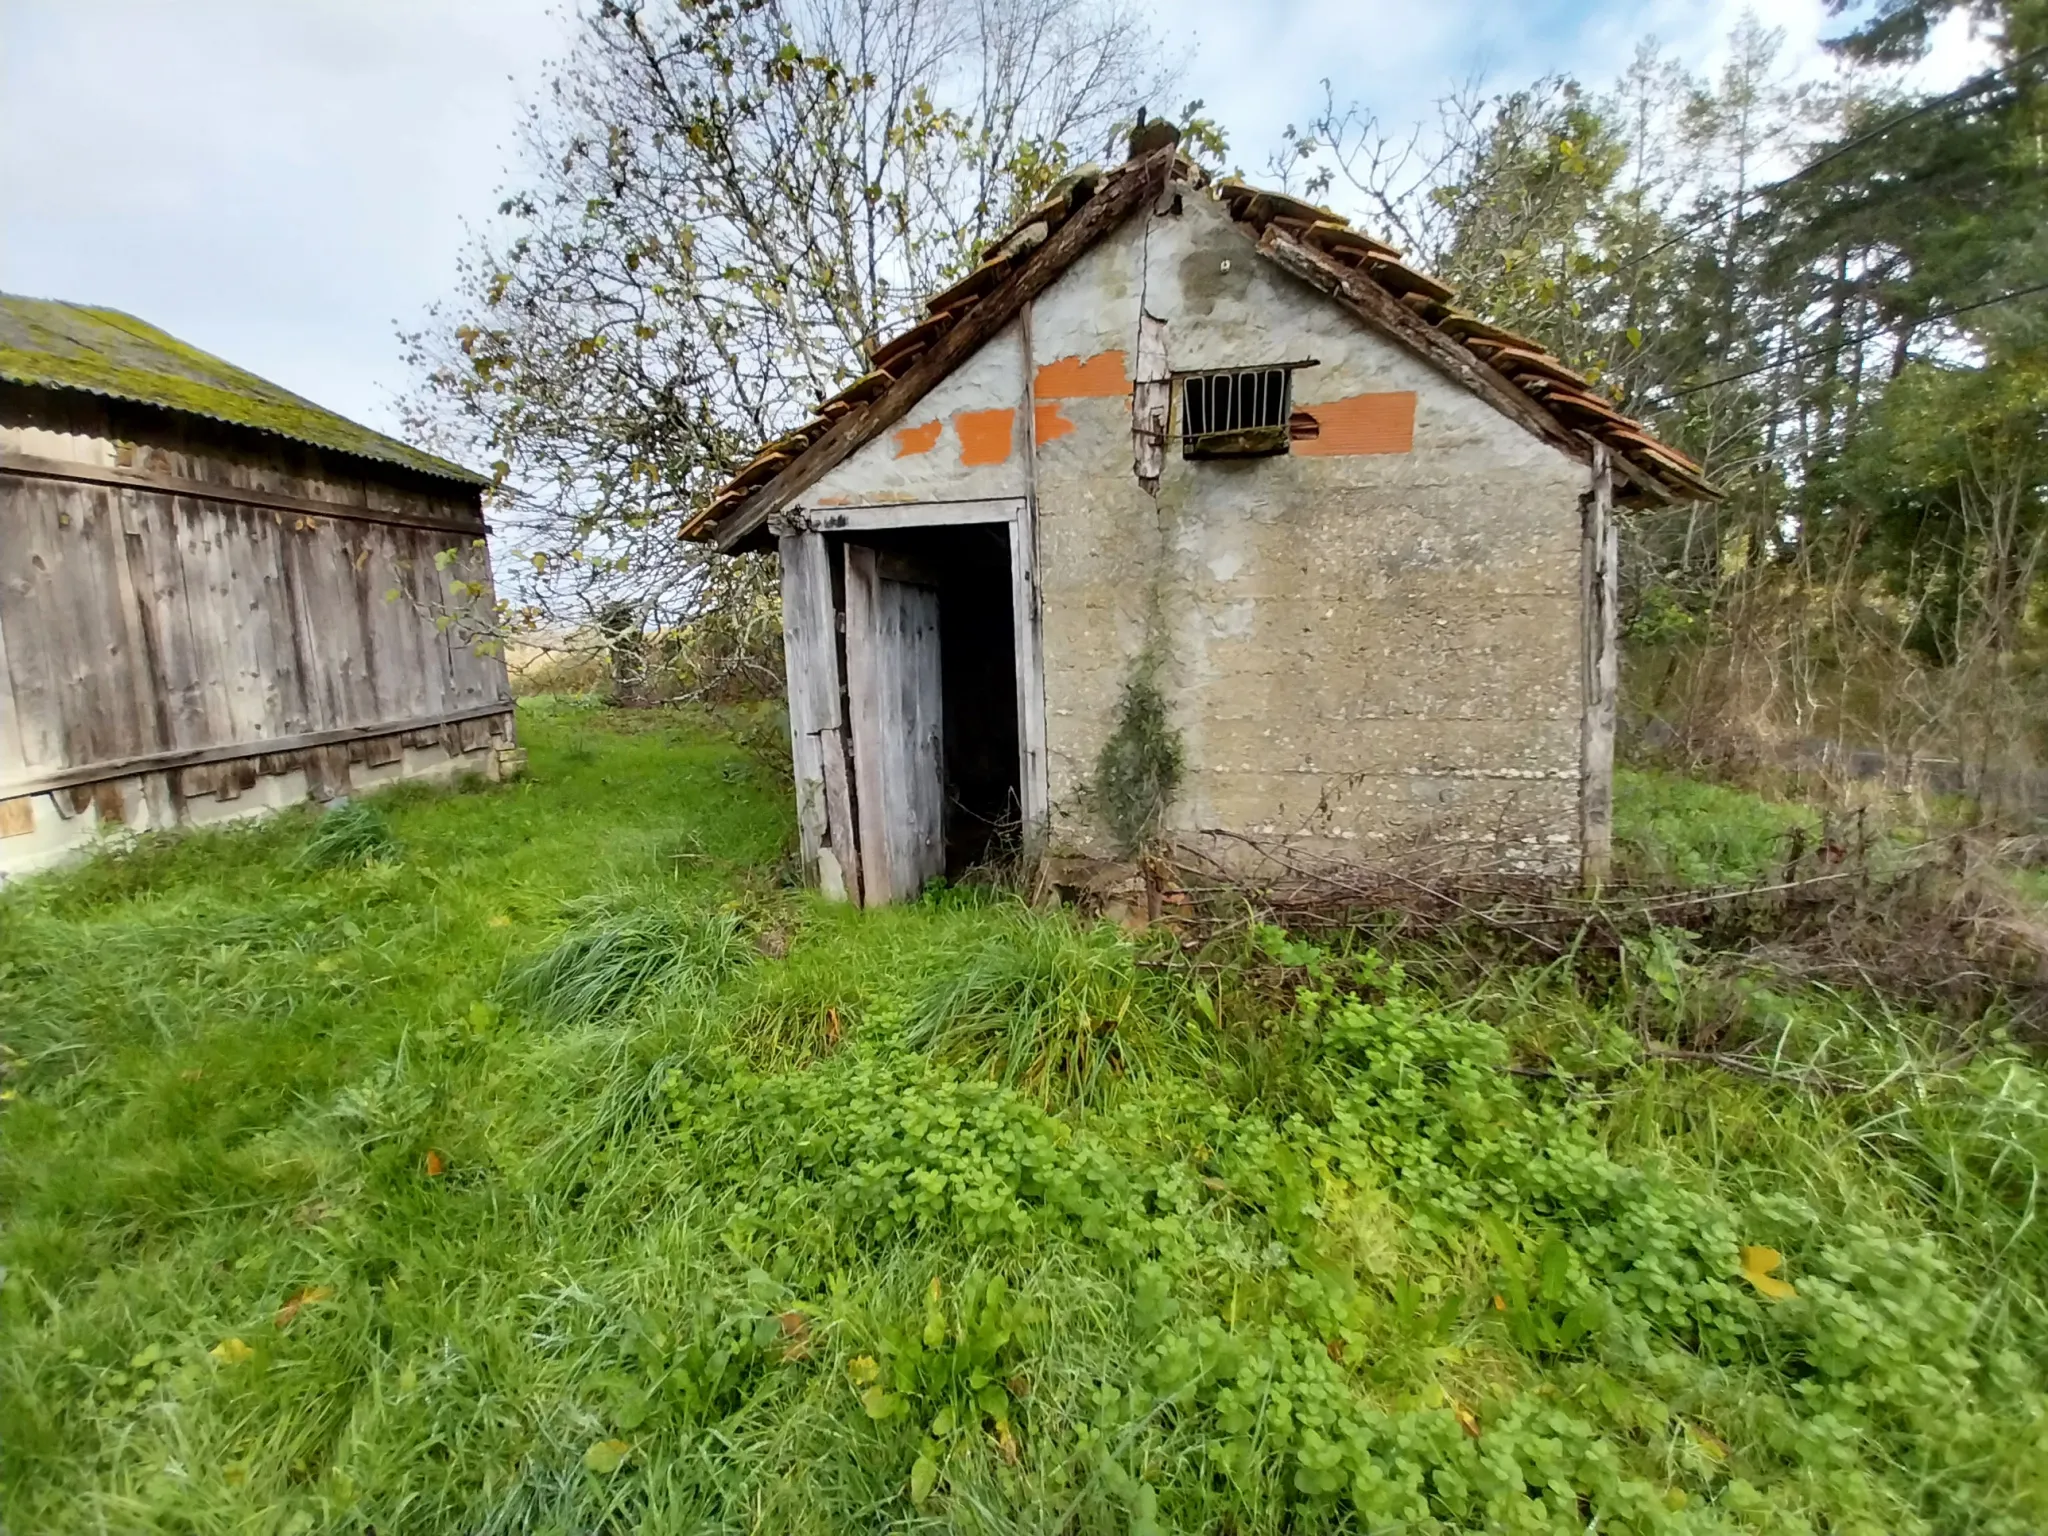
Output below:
[298,801,403,869]
[904,908,1198,1109]
[507,896,754,1023]
[2,705,2044,1534]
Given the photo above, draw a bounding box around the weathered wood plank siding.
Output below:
[0,386,515,876]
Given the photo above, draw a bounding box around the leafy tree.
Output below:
[401,0,1169,682]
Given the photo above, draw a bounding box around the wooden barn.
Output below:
[0,294,515,879]
[686,131,1714,906]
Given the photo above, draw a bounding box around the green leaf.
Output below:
[860,1384,901,1420]
[614,1386,652,1431]
[910,1449,939,1504]
[583,1438,630,1474]
[1539,1236,1571,1302]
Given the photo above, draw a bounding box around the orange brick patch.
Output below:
[954,407,1017,465]
[891,419,941,458]
[1035,350,1129,398]
[1292,391,1417,456]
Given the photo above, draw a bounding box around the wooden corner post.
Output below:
[777,529,860,902]
[1580,443,1618,887]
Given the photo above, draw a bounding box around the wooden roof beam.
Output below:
[710,146,1181,553]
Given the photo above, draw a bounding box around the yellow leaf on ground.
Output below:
[425,1149,447,1177]
[210,1337,254,1365]
[1739,1245,1797,1300]
[275,1285,336,1330]
[1453,1401,1481,1438]
[848,1354,880,1385]
[584,1438,630,1474]
[1686,1422,1730,1462]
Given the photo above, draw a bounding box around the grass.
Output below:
[2,702,2045,1533]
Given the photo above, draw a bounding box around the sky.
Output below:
[0,0,1994,452]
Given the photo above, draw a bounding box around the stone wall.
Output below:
[788,183,1594,877]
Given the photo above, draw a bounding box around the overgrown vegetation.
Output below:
[1613,768,1822,887]
[3,704,2045,1533]
[1092,664,1186,857]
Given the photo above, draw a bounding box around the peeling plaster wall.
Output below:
[792,190,1589,876]
[805,325,1030,506]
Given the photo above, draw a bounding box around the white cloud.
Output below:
[1177,0,1997,180]
[1,0,567,436]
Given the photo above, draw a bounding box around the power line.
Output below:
[1651,279,2048,401]
[1604,43,2048,282]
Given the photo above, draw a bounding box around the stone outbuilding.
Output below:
[0,295,515,878]
[685,137,1714,906]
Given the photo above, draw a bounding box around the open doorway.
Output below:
[833,522,1021,897]
[779,498,1044,908]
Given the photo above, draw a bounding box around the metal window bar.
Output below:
[1181,368,1291,454]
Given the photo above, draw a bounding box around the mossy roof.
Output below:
[0,293,487,485]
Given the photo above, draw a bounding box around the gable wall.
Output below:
[794,188,1591,877]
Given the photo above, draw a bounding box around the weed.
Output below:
[507,898,752,1023]
[904,909,1193,1109]
[1615,767,1819,885]
[1093,663,1184,856]
[3,705,2045,1535]
[298,801,403,869]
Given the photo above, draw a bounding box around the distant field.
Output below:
[2,700,2043,1534]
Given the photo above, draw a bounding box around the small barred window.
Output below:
[1179,367,1293,458]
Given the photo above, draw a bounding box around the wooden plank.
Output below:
[842,543,944,905]
[114,492,184,756]
[0,551,24,779]
[777,531,836,889]
[711,144,1181,552]
[816,723,860,904]
[0,452,487,535]
[1014,303,1050,842]
[1009,513,1049,840]
[1580,444,1618,886]
[842,545,889,903]
[0,702,514,799]
[779,532,844,733]
[788,726,829,888]
[177,502,244,748]
[121,492,212,748]
[895,578,947,897]
[2,484,72,770]
[1132,311,1170,491]
[791,498,1025,534]
[101,488,170,760]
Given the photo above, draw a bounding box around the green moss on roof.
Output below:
[0,293,486,485]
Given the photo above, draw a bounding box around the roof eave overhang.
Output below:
[0,372,493,490]
[698,145,1183,555]
[690,157,1717,546]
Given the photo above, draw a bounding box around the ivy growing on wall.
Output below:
[1093,660,1185,856]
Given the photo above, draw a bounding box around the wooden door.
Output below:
[842,543,945,905]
